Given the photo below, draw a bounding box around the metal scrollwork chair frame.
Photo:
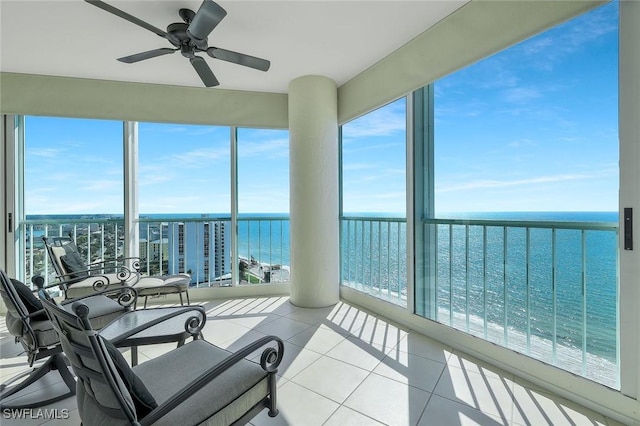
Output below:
[43,234,191,307]
[0,269,137,409]
[39,293,284,425]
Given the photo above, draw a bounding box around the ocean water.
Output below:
[343,211,619,387]
[437,214,618,351]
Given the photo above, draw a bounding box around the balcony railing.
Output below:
[21,218,126,286]
[423,218,619,388]
[20,214,619,387]
[340,217,408,306]
[19,216,290,288]
[340,216,619,388]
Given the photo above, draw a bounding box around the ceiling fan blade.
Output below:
[118,48,177,64]
[206,47,270,72]
[85,0,167,38]
[190,57,220,87]
[187,0,227,41]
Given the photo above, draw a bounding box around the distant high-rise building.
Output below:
[167,221,230,284]
[140,238,169,262]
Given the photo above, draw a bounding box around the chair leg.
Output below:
[53,354,76,395]
[267,373,278,417]
[143,296,149,309]
[178,291,184,306]
[0,354,76,409]
[185,289,190,306]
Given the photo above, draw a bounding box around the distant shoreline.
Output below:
[25,211,619,221]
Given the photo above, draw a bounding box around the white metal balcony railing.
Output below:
[340,217,408,306]
[20,216,290,288]
[340,216,619,389]
[20,215,619,387]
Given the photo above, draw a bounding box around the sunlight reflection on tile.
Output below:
[0,296,618,426]
[434,364,514,422]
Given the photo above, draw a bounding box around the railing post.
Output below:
[552,228,557,364]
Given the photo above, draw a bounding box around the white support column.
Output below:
[289,75,340,308]
[123,121,139,260]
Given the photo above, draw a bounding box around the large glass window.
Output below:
[340,98,407,305]
[138,123,231,285]
[25,117,123,215]
[341,98,407,216]
[23,117,123,281]
[19,119,291,288]
[433,4,618,216]
[416,2,619,387]
[237,128,290,284]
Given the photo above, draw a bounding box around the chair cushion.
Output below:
[133,340,269,425]
[5,312,24,338]
[10,279,49,321]
[102,339,157,418]
[135,275,190,296]
[62,295,125,329]
[64,274,127,300]
[60,251,89,279]
[30,319,60,347]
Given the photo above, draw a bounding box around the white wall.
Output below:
[0,73,288,129]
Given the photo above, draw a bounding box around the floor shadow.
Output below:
[0,296,611,425]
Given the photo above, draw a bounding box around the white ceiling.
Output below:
[0,0,467,94]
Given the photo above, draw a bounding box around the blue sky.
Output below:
[342,1,618,215]
[25,119,289,214]
[433,0,618,214]
[25,2,618,216]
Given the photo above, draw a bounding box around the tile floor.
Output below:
[0,296,624,425]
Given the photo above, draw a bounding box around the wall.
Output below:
[0,73,288,129]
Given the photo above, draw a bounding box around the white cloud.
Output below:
[508,138,537,148]
[342,190,406,214]
[238,187,289,213]
[28,148,65,158]
[437,170,614,194]
[140,192,231,214]
[343,163,376,171]
[502,87,542,103]
[79,179,122,192]
[342,100,406,140]
[511,2,617,71]
[171,147,230,167]
[238,138,289,159]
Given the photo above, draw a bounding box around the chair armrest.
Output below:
[26,309,47,319]
[52,272,128,298]
[105,305,206,346]
[58,270,114,284]
[141,335,284,425]
[55,266,141,291]
[33,273,113,295]
[61,286,139,310]
[86,262,141,286]
[88,256,142,272]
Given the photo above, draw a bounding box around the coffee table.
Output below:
[98,305,206,365]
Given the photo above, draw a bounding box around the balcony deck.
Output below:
[1,296,621,425]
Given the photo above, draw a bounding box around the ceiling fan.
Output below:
[85,0,270,87]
